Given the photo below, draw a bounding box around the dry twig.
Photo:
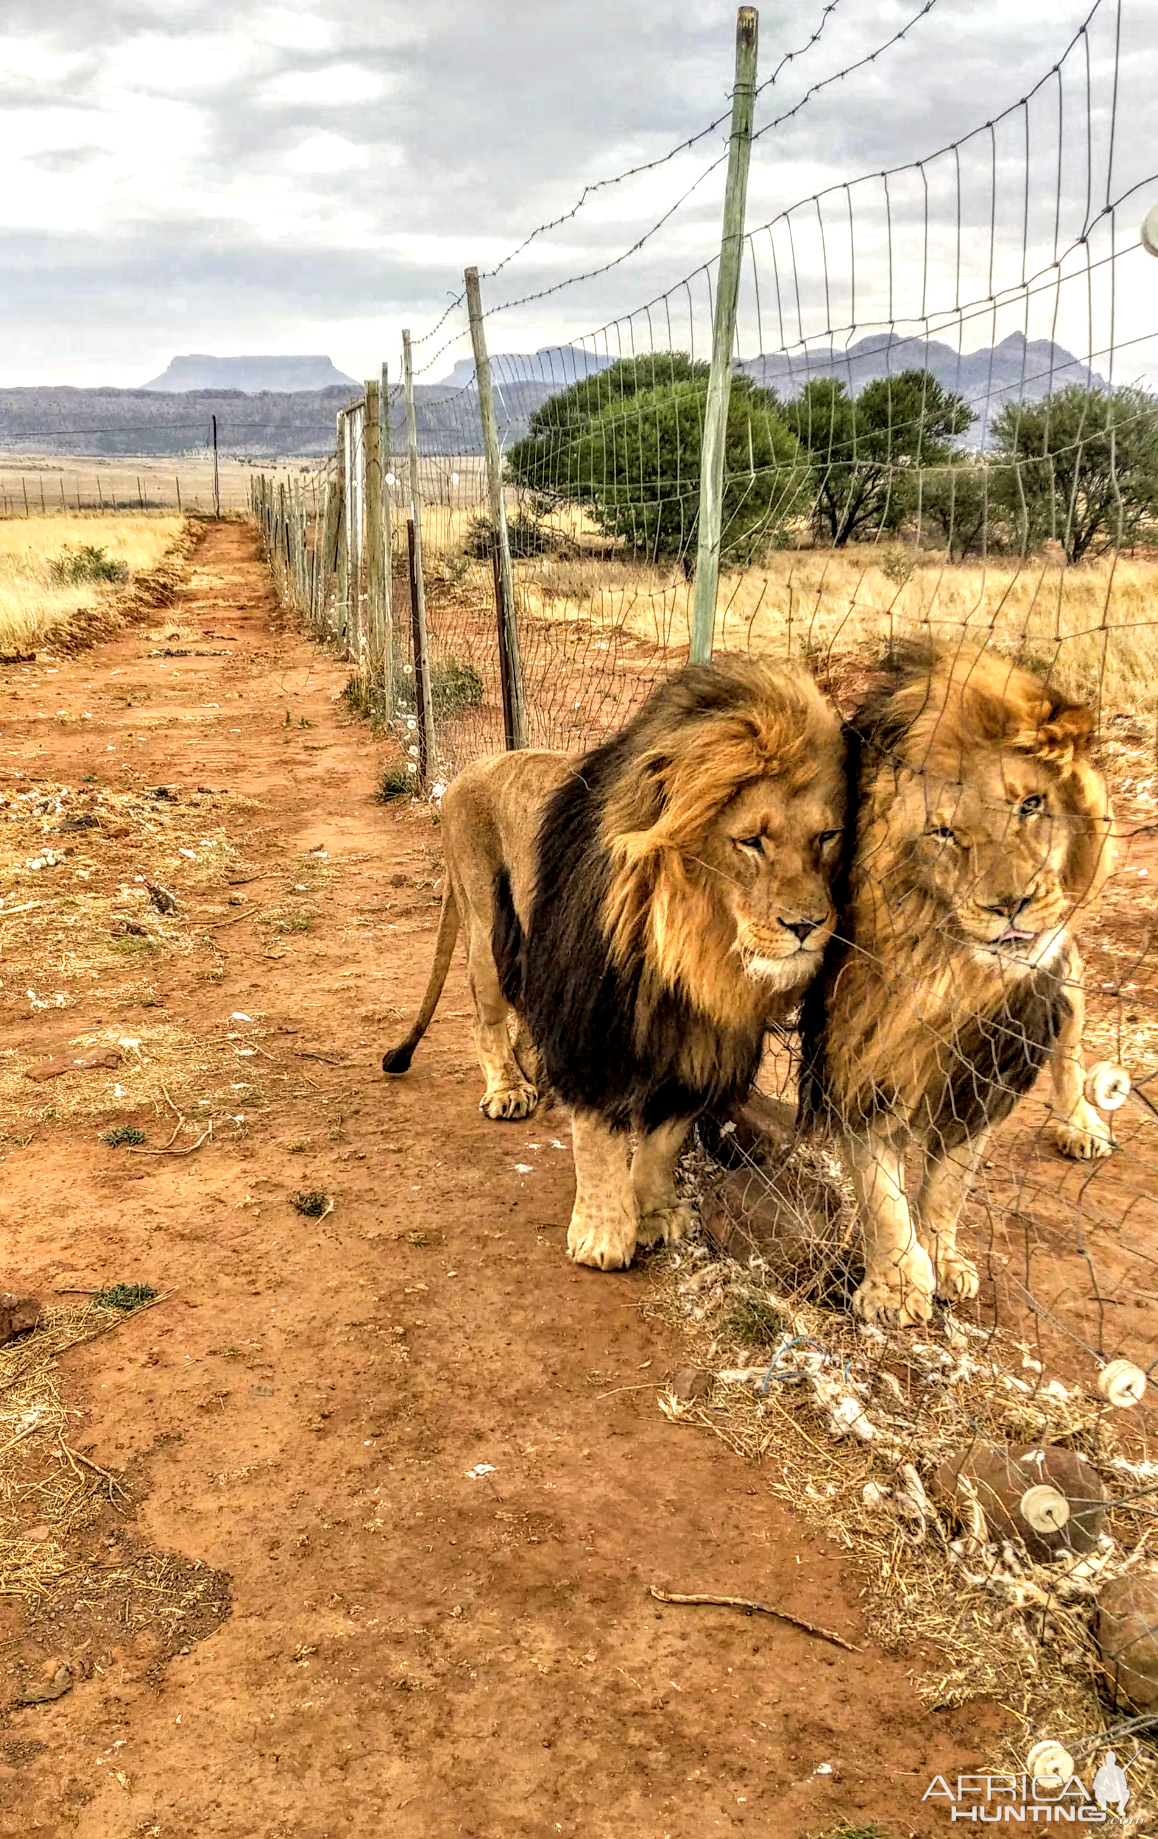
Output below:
[648,1585,859,1653]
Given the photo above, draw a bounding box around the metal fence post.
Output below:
[464,265,527,749]
[402,328,436,782]
[690,6,759,664]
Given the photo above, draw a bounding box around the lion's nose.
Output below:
[780,916,822,944]
[983,892,1032,919]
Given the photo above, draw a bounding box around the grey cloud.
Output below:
[3,0,1156,388]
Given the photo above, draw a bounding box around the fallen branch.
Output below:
[648,1585,859,1653]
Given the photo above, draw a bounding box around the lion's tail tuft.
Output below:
[381,883,461,1078]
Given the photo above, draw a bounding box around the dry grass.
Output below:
[507,546,1158,715]
[0,513,184,654]
[649,1131,1158,1813]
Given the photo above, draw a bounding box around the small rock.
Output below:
[0,1293,40,1345]
[1097,1571,1158,1711]
[932,1442,1105,1560]
[669,1368,713,1403]
[14,1666,72,1708]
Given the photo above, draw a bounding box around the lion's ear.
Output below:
[1038,697,1094,763]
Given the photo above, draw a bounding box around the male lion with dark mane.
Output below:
[800,643,1116,1329]
[384,658,845,1269]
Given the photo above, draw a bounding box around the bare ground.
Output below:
[0,520,1046,1837]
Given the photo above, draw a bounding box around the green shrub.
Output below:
[377,763,414,803]
[93,1281,157,1311]
[49,544,131,586]
[99,1125,147,1147]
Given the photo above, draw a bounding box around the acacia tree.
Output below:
[505,357,808,569]
[917,458,1013,560]
[991,385,1158,562]
[783,370,975,547]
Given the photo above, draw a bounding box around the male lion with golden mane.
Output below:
[384,658,845,1269]
[799,643,1116,1329]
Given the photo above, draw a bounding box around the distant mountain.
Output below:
[442,347,616,390]
[740,331,1104,426]
[142,354,359,393]
[0,334,1110,461]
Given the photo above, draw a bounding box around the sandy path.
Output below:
[0,521,1000,1838]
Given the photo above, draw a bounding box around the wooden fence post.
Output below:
[380,360,394,710]
[335,412,349,647]
[364,376,388,706]
[402,329,436,782]
[689,6,759,664]
[464,265,526,749]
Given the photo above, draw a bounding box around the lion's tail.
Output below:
[382,883,461,1075]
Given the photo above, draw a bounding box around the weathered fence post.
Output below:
[407,517,428,785]
[464,265,527,750]
[402,329,436,783]
[380,360,394,710]
[334,411,349,646]
[364,375,388,708]
[212,415,221,520]
[690,6,758,664]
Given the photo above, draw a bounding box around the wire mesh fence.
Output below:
[250,0,1158,1800]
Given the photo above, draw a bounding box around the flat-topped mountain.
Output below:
[142,354,359,393]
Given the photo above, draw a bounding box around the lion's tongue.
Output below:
[1000,925,1036,944]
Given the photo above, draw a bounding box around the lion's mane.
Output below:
[800,643,1113,1144]
[494,657,843,1134]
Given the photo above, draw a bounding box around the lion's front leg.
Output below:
[631,1117,695,1249]
[914,1130,986,1303]
[1049,948,1113,1161]
[567,1111,638,1270]
[844,1130,934,1328]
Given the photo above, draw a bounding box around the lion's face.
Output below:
[875,748,1079,971]
[703,774,844,992]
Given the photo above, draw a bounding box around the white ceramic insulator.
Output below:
[1027,1740,1075,1789]
[1019,1483,1071,1534]
[1143,201,1158,258]
[1084,1061,1131,1112]
[1097,1358,1147,1408]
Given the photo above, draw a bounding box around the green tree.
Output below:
[917,458,1012,560]
[991,384,1158,563]
[506,359,808,569]
[783,370,975,547]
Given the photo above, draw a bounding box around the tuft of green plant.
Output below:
[879,544,912,585]
[377,763,414,803]
[277,912,310,934]
[100,1125,147,1148]
[395,657,485,720]
[283,710,292,727]
[111,933,160,955]
[291,1189,331,1218]
[726,1290,786,1350]
[49,543,131,586]
[93,1281,157,1311]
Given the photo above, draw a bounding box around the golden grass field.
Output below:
[0,512,183,654]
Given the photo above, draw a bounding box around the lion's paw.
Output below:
[933,1249,979,1302]
[567,1200,637,1271]
[1051,1100,1113,1161]
[852,1243,935,1329]
[636,1201,696,1250]
[479,1080,538,1122]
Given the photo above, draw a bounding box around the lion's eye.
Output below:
[928,826,957,842]
[817,830,842,847]
[1017,794,1045,817]
[735,835,764,854]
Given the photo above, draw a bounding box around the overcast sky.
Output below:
[3,0,1155,389]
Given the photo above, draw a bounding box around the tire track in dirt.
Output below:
[0,521,1004,1838]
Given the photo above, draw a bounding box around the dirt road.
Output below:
[0,521,1003,1838]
